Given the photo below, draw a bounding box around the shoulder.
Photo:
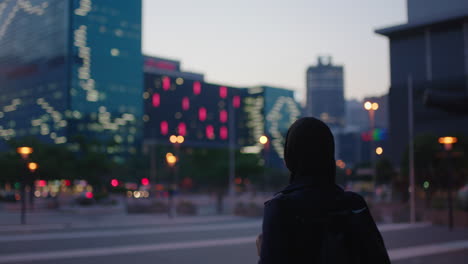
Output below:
[343,191,368,211]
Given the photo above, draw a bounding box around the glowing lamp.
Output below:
[376,147,383,155]
[259,135,268,145]
[17,147,33,159]
[166,153,177,166]
[28,162,38,172]
[364,101,372,110]
[169,135,178,144]
[439,137,458,151]
[372,102,379,110]
[176,135,184,144]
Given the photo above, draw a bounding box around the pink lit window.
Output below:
[219,110,228,123]
[199,107,207,121]
[182,97,190,110]
[162,76,170,91]
[193,81,201,95]
[219,86,228,98]
[178,122,187,136]
[152,93,160,107]
[206,125,214,139]
[160,121,168,135]
[233,96,241,108]
[220,126,228,140]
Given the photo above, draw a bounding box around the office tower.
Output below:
[0,0,143,161]
[305,56,345,128]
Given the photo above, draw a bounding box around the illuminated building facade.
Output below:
[0,0,143,160]
[243,86,301,169]
[306,56,345,128]
[143,69,246,148]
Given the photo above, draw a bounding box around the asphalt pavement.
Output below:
[0,214,467,264]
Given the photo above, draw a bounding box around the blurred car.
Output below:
[75,191,95,206]
[0,191,17,203]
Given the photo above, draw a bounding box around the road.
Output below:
[0,215,467,264]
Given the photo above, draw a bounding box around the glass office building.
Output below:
[243,86,301,169]
[0,0,143,159]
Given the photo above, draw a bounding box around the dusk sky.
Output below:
[142,0,406,103]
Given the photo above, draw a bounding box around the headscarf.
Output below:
[284,117,336,186]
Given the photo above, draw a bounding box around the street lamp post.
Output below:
[168,134,184,218]
[16,146,33,225]
[166,152,177,218]
[27,162,38,211]
[364,101,379,191]
[259,135,269,190]
[439,136,458,231]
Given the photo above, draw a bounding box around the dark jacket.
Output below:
[259,117,390,264]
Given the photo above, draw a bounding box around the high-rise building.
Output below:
[376,0,468,164]
[0,0,143,160]
[306,56,345,127]
[243,86,302,169]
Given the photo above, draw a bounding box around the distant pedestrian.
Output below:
[257,117,390,264]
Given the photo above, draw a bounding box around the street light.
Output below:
[439,137,458,151]
[16,146,33,225]
[28,162,38,172]
[259,135,268,145]
[165,152,177,218]
[166,152,177,167]
[438,136,458,230]
[17,147,33,160]
[259,135,270,190]
[376,147,383,155]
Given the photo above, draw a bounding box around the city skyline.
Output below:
[142,0,406,102]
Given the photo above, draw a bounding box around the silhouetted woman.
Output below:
[257,117,390,264]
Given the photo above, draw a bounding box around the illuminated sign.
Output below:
[361,128,388,142]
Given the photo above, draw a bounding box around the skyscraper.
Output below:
[0,0,143,160]
[305,56,345,127]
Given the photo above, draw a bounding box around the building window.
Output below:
[199,107,207,121]
[152,93,160,107]
[206,125,214,139]
[193,81,201,95]
[182,97,190,110]
[220,126,228,140]
[160,121,168,135]
[219,86,228,98]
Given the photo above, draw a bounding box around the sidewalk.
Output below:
[0,209,247,232]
